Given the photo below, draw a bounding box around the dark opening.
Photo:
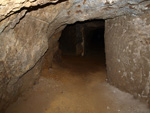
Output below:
[59,20,105,58]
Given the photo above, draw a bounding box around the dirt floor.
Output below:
[5,51,150,113]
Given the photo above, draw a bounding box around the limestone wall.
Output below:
[105,13,150,106]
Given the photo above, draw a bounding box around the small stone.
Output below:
[118,109,120,112]
[107,106,110,110]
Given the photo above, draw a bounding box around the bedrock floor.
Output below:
[6,51,150,113]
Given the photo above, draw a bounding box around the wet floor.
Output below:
[6,52,150,113]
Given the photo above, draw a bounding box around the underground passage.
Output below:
[5,20,149,113]
[1,0,150,113]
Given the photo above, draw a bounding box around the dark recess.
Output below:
[59,20,105,56]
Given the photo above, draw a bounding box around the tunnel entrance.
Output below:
[57,20,106,81]
[59,20,105,57]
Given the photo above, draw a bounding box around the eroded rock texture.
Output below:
[1,0,150,111]
[105,13,150,105]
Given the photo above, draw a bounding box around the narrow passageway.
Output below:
[5,20,150,113]
[2,1,150,112]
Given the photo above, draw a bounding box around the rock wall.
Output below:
[105,13,150,106]
[0,11,49,112]
[59,24,80,55]
[42,32,62,70]
[60,23,85,56]
[0,13,62,111]
[0,1,67,111]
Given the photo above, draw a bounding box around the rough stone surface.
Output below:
[41,32,62,70]
[60,23,84,56]
[0,11,49,111]
[0,56,43,112]
[0,0,59,21]
[0,0,150,111]
[1,0,150,34]
[105,13,150,106]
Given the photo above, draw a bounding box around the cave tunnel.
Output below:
[57,19,106,79]
[57,20,107,84]
[5,19,150,113]
[59,20,105,56]
[2,0,150,112]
